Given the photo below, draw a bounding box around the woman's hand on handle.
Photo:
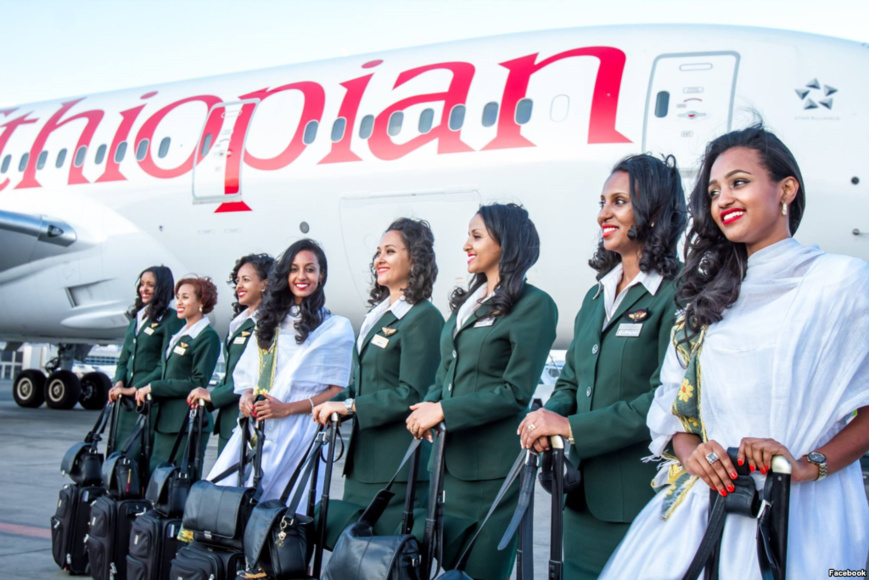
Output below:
[186,387,211,406]
[134,385,151,406]
[108,382,136,402]
[675,433,738,496]
[517,408,569,452]
[239,389,254,417]
[312,401,349,426]
[252,393,288,420]
[406,402,444,442]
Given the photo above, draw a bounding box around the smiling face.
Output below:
[463,213,501,278]
[139,271,156,305]
[235,262,265,309]
[287,250,323,305]
[597,171,643,258]
[175,283,203,320]
[708,147,798,256]
[374,229,412,295]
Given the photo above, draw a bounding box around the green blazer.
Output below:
[210,316,256,440]
[545,277,678,523]
[425,284,557,481]
[341,300,444,484]
[113,309,184,388]
[150,325,221,435]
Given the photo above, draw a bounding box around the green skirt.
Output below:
[563,500,631,580]
[440,471,519,580]
[319,476,429,551]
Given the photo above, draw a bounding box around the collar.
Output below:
[456,284,493,330]
[229,307,258,336]
[593,263,663,300]
[174,317,211,341]
[357,296,413,352]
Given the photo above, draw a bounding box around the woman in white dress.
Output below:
[601,125,869,579]
[207,239,354,501]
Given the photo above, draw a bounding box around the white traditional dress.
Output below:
[600,238,869,579]
[207,310,354,501]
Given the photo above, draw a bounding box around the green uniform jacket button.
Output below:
[591,344,599,355]
[452,350,457,358]
[586,386,592,397]
[448,383,452,392]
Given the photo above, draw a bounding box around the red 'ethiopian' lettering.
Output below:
[318,71,376,164]
[483,46,631,150]
[16,99,104,189]
[97,92,157,183]
[368,62,475,161]
[0,109,38,192]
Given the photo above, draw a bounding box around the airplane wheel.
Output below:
[45,370,82,410]
[12,369,46,408]
[79,372,110,410]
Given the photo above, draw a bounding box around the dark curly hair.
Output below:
[449,203,539,317]
[175,276,218,315]
[367,218,438,307]
[677,123,806,334]
[127,265,174,321]
[256,239,329,349]
[589,154,687,280]
[228,253,275,316]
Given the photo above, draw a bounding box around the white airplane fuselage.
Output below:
[0,25,866,349]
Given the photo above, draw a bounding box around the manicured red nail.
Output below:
[730,472,738,479]
[737,459,743,466]
[760,467,767,475]
[727,484,735,492]
[749,465,755,472]
[720,489,727,497]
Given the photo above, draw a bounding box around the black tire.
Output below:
[79,372,111,410]
[45,370,82,410]
[12,369,46,408]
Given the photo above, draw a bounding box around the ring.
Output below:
[528,423,536,431]
[705,451,719,465]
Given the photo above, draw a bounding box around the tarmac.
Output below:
[2,379,867,579]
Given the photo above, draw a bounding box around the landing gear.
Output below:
[45,370,81,409]
[12,369,46,407]
[79,371,110,410]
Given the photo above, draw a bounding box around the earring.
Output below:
[199,306,203,313]
[651,221,656,228]
[781,201,788,216]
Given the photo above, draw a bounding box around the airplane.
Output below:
[1,24,866,409]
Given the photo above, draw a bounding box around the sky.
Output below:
[1,0,867,107]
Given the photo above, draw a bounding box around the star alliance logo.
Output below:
[795,78,837,110]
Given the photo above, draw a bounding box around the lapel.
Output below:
[359,311,398,356]
[135,316,150,336]
[226,317,255,350]
[453,302,496,341]
[166,334,193,363]
[602,284,648,334]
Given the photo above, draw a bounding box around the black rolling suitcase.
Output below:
[86,403,152,580]
[51,402,115,574]
[169,412,265,580]
[126,401,207,580]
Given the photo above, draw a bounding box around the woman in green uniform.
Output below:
[188,254,274,454]
[136,277,221,472]
[313,218,444,547]
[407,203,557,580]
[109,265,183,447]
[518,154,687,579]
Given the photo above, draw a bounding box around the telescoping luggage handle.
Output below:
[422,422,447,578]
[681,449,791,580]
[547,435,565,580]
[310,412,341,579]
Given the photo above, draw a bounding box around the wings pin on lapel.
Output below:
[381,327,397,337]
[627,309,650,322]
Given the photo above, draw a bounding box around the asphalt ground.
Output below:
[2,379,867,579]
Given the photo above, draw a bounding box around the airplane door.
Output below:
[642,52,740,172]
[192,99,259,204]
[339,190,481,308]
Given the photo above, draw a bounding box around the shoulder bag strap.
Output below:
[681,491,727,580]
[85,402,113,444]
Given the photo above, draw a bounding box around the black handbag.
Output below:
[241,425,328,579]
[146,401,207,517]
[537,446,581,495]
[60,402,114,485]
[102,402,151,500]
[181,413,265,552]
[323,437,424,580]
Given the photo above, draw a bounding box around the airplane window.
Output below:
[303,120,319,145]
[95,144,107,165]
[56,149,67,168]
[18,153,29,172]
[37,151,48,170]
[158,137,171,158]
[448,105,466,131]
[114,141,127,163]
[550,95,570,122]
[200,134,213,157]
[419,109,434,134]
[515,99,533,125]
[482,102,499,127]
[74,146,87,168]
[655,91,670,118]
[359,115,374,140]
[387,112,403,137]
[1,155,10,173]
[331,118,346,142]
[136,139,149,161]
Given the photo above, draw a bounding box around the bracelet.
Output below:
[308,398,315,413]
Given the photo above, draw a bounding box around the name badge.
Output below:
[473,317,496,328]
[233,336,248,345]
[371,334,390,349]
[143,327,155,336]
[616,323,643,338]
[173,345,187,356]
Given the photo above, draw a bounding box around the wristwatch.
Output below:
[343,398,355,414]
[806,451,827,481]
